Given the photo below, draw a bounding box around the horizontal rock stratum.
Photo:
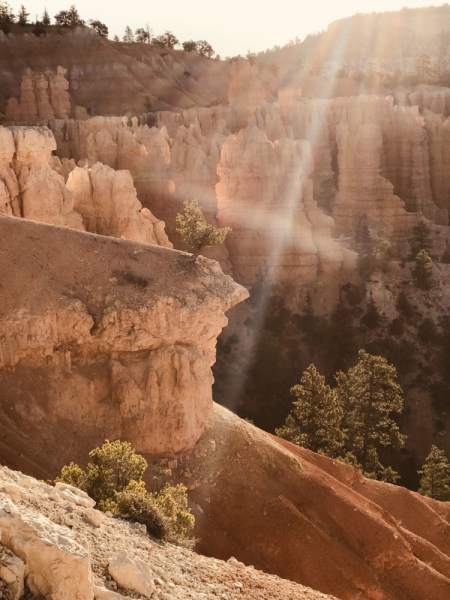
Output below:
[0,215,247,467]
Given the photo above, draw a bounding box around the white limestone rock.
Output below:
[54,482,96,508]
[0,494,94,600]
[108,550,155,598]
[84,508,103,528]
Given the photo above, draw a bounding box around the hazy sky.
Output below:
[9,0,443,57]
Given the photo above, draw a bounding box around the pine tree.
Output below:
[327,288,356,373]
[396,291,414,319]
[54,5,84,27]
[41,7,50,25]
[0,1,15,24]
[18,4,29,26]
[418,446,450,501]
[182,40,197,52]
[276,364,344,456]
[409,220,433,259]
[135,26,152,43]
[336,349,406,480]
[416,53,433,83]
[153,30,179,49]
[176,200,230,259]
[413,250,433,290]
[89,20,108,37]
[300,290,316,359]
[123,25,134,43]
[197,40,214,58]
[361,292,381,329]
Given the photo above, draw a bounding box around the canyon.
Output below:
[3,7,450,600]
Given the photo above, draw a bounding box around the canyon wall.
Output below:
[6,68,450,287]
[5,66,75,125]
[0,125,172,248]
[216,127,346,284]
[0,215,247,471]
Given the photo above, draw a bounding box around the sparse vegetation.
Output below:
[57,440,195,546]
[276,350,406,483]
[276,365,344,456]
[413,250,433,290]
[418,446,450,501]
[176,200,231,258]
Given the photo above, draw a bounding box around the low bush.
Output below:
[56,440,194,546]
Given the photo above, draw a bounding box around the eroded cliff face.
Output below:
[216,127,347,284]
[13,66,450,288]
[0,126,83,229]
[7,67,449,285]
[5,66,75,125]
[0,216,247,471]
[0,125,172,248]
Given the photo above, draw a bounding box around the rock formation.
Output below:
[0,126,172,248]
[0,215,247,460]
[66,163,172,247]
[333,122,419,237]
[6,71,450,283]
[216,127,346,284]
[5,67,72,125]
[0,126,83,229]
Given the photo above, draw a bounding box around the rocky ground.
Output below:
[0,465,337,600]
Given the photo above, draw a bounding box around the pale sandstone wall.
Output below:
[66,163,172,247]
[333,122,422,237]
[0,126,84,229]
[0,126,172,248]
[216,127,346,285]
[5,67,72,125]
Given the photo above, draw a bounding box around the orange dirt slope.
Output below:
[163,403,450,600]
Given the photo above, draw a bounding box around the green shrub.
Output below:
[56,440,194,545]
[114,480,168,540]
[176,200,231,257]
[155,483,195,543]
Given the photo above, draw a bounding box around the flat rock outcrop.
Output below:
[0,216,247,465]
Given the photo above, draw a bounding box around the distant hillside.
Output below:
[0,25,230,116]
[254,4,450,95]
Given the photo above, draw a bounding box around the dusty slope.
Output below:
[157,404,450,600]
[0,466,337,600]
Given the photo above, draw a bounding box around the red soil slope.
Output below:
[165,404,450,600]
